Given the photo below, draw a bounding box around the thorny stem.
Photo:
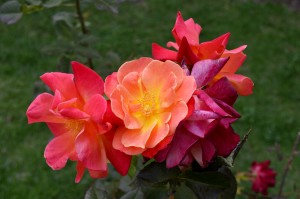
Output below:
[277,132,300,198]
[232,129,252,164]
[75,0,94,69]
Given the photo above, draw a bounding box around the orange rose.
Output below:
[105,57,196,157]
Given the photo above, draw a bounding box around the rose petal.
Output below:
[141,60,184,92]
[205,77,238,105]
[198,33,230,59]
[121,72,144,99]
[166,41,179,50]
[123,113,143,129]
[104,72,118,98]
[27,93,63,124]
[103,100,124,125]
[172,11,201,46]
[75,161,85,183]
[144,135,173,159]
[152,43,178,61]
[221,46,247,74]
[191,57,229,88]
[188,110,219,121]
[168,101,188,133]
[207,124,240,157]
[113,126,145,155]
[56,97,78,111]
[75,125,107,171]
[146,124,169,148]
[196,90,229,117]
[176,37,200,65]
[180,153,193,166]
[110,89,125,119]
[251,160,276,195]
[165,125,199,168]
[84,94,107,123]
[72,61,104,101]
[117,57,153,83]
[219,73,254,96]
[59,108,90,120]
[44,132,75,170]
[88,169,108,179]
[47,123,69,137]
[176,76,196,103]
[40,72,77,100]
[184,119,219,138]
[121,120,157,148]
[190,139,215,167]
[102,131,131,176]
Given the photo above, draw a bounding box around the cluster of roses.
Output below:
[26,12,254,184]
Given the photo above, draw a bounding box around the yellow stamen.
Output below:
[65,120,84,135]
[138,92,157,116]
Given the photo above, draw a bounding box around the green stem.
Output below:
[75,0,94,69]
[277,132,300,198]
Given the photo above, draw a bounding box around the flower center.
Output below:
[66,120,84,135]
[138,92,156,116]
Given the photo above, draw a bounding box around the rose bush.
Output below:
[24,10,280,199]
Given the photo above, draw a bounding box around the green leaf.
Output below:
[22,4,43,14]
[43,0,63,8]
[142,186,171,199]
[54,21,73,38]
[78,35,99,46]
[119,176,132,193]
[120,189,144,199]
[174,183,198,199]
[185,181,222,199]
[0,0,22,25]
[94,0,118,14]
[52,11,75,26]
[84,185,108,199]
[217,166,237,199]
[214,156,234,168]
[185,166,237,199]
[41,42,73,55]
[179,170,230,188]
[84,175,125,199]
[136,162,180,186]
[74,46,100,59]
[25,0,41,6]
[52,12,75,39]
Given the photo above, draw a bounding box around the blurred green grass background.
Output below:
[0,0,299,198]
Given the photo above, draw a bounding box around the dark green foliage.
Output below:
[84,161,237,199]
[136,162,181,186]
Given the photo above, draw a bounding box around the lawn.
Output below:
[0,0,300,198]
